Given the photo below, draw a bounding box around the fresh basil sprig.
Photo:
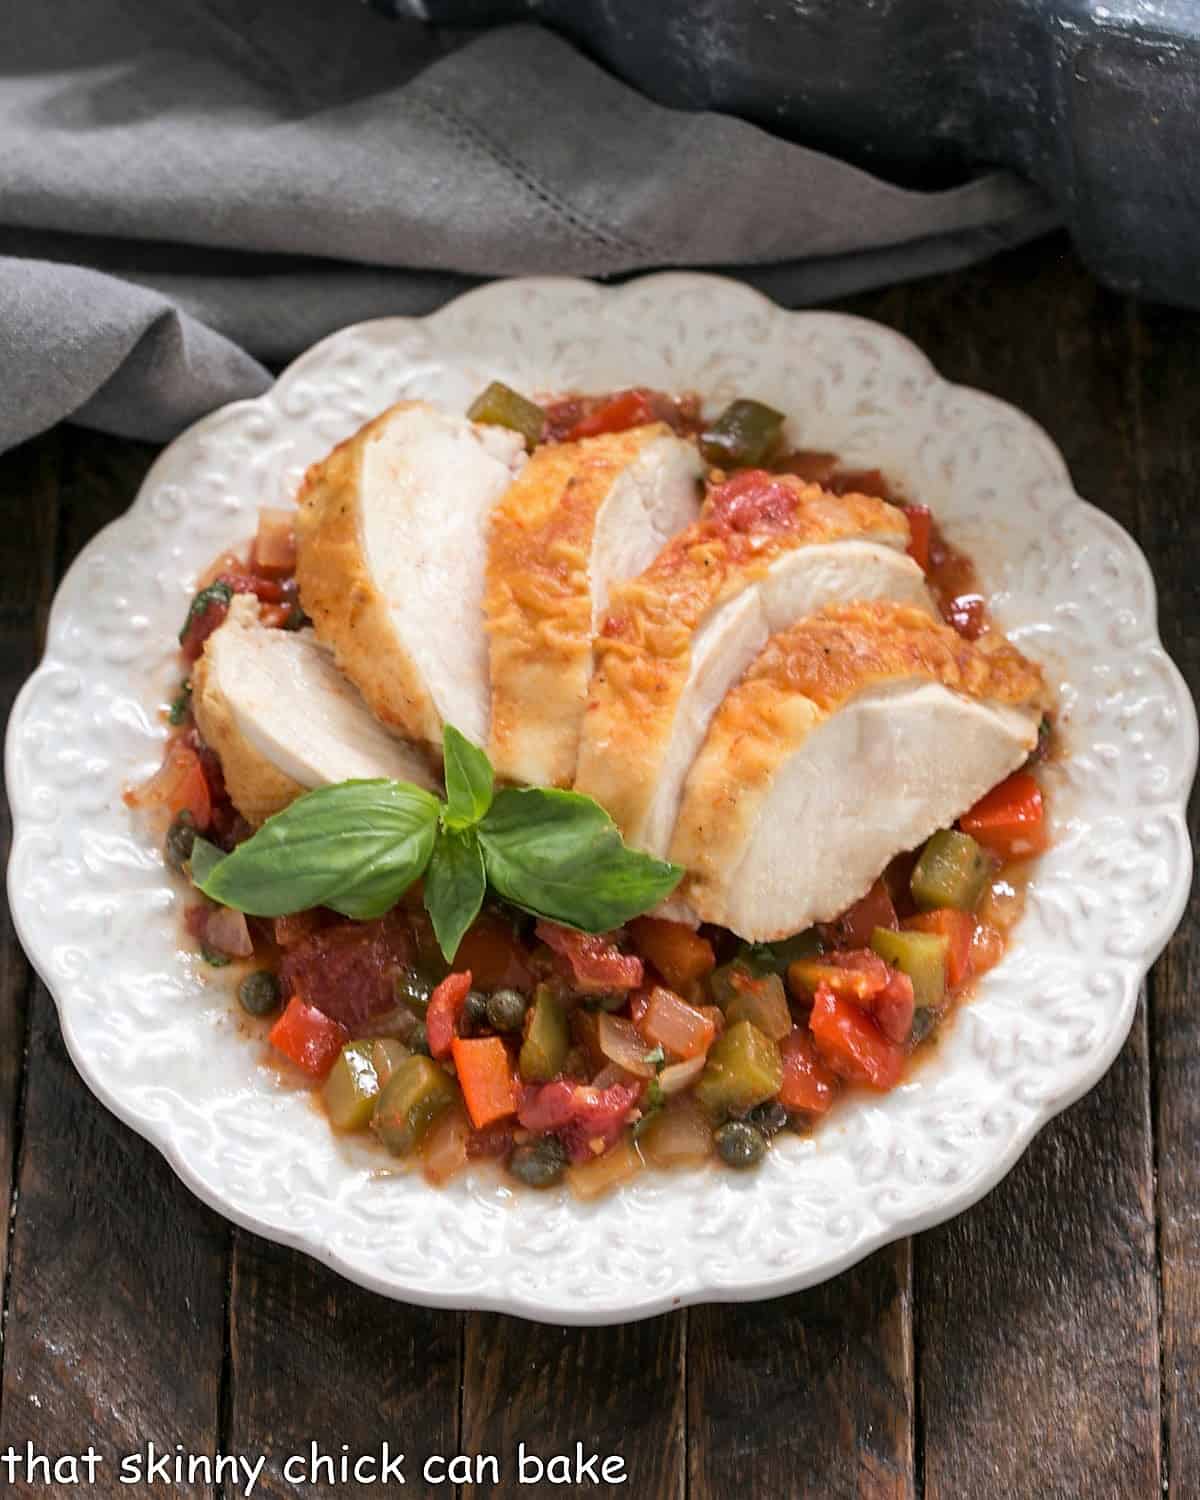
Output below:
[193,725,682,961]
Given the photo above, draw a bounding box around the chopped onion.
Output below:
[638,1097,713,1169]
[597,1013,656,1078]
[566,1135,642,1199]
[204,905,253,959]
[657,1054,705,1095]
[421,1104,470,1186]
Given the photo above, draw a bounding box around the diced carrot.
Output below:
[426,970,473,1060]
[454,912,532,991]
[905,908,976,987]
[451,1036,518,1129]
[778,1027,839,1114]
[268,997,348,1080]
[628,917,716,990]
[903,504,932,570]
[959,771,1048,859]
[809,984,904,1091]
[638,985,717,1060]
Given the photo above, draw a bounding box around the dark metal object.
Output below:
[375,0,1200,307]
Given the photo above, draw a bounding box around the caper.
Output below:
[911,1007,939,1045]
[508,1135,568,1189]
[714,1120,767,1170]
[486,988,527,1032]
[408,1021,431,1057]
[394,969,433,1014]
[238,970,282,1017]
[462,989,490,1032]
[746,1100,789,1139]
[164,810,197,871]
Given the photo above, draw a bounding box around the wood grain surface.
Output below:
[0,237,1194,1499]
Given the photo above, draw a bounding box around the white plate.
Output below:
[7,274,1196,1324]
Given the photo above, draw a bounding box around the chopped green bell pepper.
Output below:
[694,1020,783,1121]
[519,984,569,1083]
[870,927,948,1011]
[699,399,785,469]
[910,829,992,912]
[371,1054,458,1156]
[467,381,546,448]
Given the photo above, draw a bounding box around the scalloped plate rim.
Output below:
[6,271,1196,1324]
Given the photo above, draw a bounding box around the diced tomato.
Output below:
[903,504,932,570]
[268,997,348,1080]
[872,967,915,1044]
[451,1036,517,1129]
[628,917,715,990]
[945,592,987,640]
[518,1078,643,1163]
[959,771,1048,859]
[706,469,798,532]
[454,912,533,991]
[563,388,661,441]
[535,921,643,994]
[426,970,473,1061]
[905,908,976,988]
[179,594,231,663]
[823,877,898,948]
[637,985,717,1060]
[127,742,212,830]
[809,983,904,1091]
[778,1027,839,1114]
[829,468,891,500]
[273,909,328,949]
[278,911,414,1032]
[797,950,914,1043]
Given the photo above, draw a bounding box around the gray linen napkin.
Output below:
[0,2,1055,453]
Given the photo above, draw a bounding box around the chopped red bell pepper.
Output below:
[426,970,473,1060]
[959,771,1048,858]
[809,983,905,1091]
[778,1027,839,1114]
[563,388,661,440]
[268,996,349,1080]
[706,469,798,532]
[903,504,932,571]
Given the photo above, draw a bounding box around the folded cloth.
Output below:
[0,2,1055,453]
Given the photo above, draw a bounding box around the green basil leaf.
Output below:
[188,836,226,889]
[198,779,439,919]
[442,724,494,830]
[478,787,682,932]
[424,827,487,963]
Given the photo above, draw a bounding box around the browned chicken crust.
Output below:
[574,479,909,839]
[485,424,671,786]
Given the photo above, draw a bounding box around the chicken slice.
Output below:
[669,600,1047,941]
[574,472,930,854]
[192,596,436,825]
[485,424,701,786]
[295,401,526,751]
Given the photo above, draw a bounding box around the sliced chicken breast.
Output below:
[669,600,1047,941]
[295,401,526,751]
[574,472,929,853]
[485,424,701,786]
[192,596,436,825]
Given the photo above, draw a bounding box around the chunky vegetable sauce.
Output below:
[135,386,1052,1197]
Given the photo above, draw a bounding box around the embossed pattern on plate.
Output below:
[6,275,1196,1323]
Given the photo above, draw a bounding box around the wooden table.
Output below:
[0,234,1194,1499]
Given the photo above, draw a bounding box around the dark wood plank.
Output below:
[0,429,61,1336]
[225,1233,462,1498]
[461,1312,684,1499]
[0,428,229,1481]
[896,236,1162,1498]
[689,1246,914,1500]
[1127,297,1200,1495]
